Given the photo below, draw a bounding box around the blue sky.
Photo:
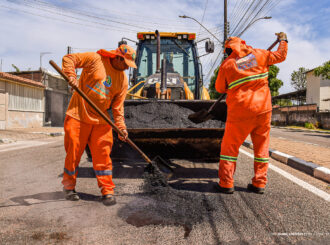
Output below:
[0,0,329,93]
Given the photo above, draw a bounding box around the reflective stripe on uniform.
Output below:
[64,167,78,176]
[220,155,238,162]
[94,170,112,176]
[228,72,268,89]
[254,157,269,163]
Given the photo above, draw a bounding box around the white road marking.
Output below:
[0,140,53,153]
[239,148,330,202]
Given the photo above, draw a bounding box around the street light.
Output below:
[40,52,52,69]
[179,15,222,44]
[237,16,272,37]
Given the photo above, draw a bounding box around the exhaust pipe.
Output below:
[156,30,161,73]
[160,59,167,99]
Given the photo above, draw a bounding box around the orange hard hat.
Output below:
[97,44,137,68]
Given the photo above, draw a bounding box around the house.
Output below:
[306,69,330,112]
[0,72,45,129]
[10,69,71,126]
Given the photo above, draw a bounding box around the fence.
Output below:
[272,104,330,129]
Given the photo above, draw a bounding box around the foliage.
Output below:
[291,67,307,90]
[274,99,292,106]
[208,67,221,99]
[268,65,283,96]
[11,64,20,72]
[313,60,330,80]
[304,122,316,129]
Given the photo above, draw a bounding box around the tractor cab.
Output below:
[127,32,214,100]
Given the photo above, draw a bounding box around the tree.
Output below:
[268,65,283,96]
[313,60,330,80]
[11,64,20,72]
[291,67,307,91]
[208,67,221,99]
[208,65,283,98]
[275,99,292,106]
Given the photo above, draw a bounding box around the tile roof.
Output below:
[0,72,45,88]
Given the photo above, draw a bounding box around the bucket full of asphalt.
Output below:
[123,101,225,129]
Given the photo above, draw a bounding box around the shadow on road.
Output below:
[170,180,250,194]
[303,133,330,139]
[0,191,100,208]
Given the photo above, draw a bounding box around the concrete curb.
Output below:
[29,131,64,137]
[0,131,64,144]
[272,126,330,134]
[243,141,330,183]
[48,132,64,137]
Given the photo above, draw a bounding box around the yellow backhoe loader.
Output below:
[111,31,227,161]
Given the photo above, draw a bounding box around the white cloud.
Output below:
[0,0,329,95]
[241,14,330,93]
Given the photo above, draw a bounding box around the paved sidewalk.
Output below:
[247,133,329,169]
[0,127,64,143]
[245,127,330,183]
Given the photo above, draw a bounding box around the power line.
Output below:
[230,0,256,36]
[16,0,150,31]
[0,4,136,33]
[233,0,273,36]
[21,0,199,31]
[196,0,209,39]
[229,0,239,21]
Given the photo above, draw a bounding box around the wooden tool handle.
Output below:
[267,39,280,51]
[49,60,152,164]
[207,93,226,114]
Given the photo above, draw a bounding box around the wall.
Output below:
[0,78,45,129]
[0,81,6,129]
[318,112,330,129]
[7,111,44,128]
[306,71,330,111]
[13,72,43,83]
[320,78,330,111]
[45,90,70,126]
[306,72,320,106]
[272,105,330,129]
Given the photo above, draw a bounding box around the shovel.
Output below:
[49,60,174,179]
[188,39,280,124]
[188,93,226,124]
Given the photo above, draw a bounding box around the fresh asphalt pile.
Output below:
[117,166,213,238]
[124,101,225,129]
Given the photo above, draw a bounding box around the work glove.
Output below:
[275,32,288,42]
[118,129,128,142]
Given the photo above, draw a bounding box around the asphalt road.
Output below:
[0,137,329,244]
[270,127,330,148]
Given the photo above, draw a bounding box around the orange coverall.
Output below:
[215,37,288,189]
[62,52,128,195]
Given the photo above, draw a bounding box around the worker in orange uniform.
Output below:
[61,44,137,205]
[215,33,288,194]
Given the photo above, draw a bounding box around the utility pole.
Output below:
[224,0,228,44]
[223,0,228,60]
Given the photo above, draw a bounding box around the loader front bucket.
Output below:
[110,100,226,162]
